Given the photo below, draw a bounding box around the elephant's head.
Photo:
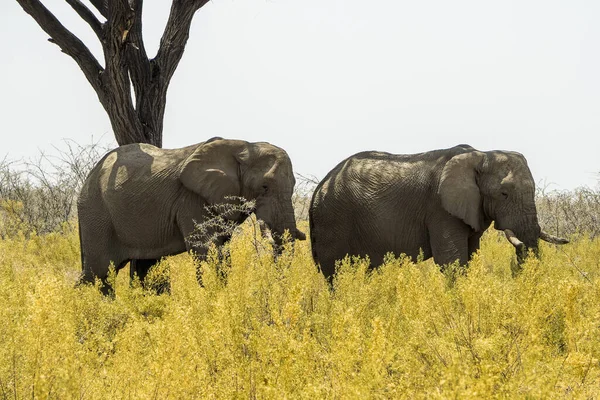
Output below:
[438,148,567,264]
[179,138,306,247]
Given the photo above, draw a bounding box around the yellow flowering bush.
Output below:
[0,222,599,398]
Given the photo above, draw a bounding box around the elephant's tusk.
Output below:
[504,229,525,248]
[540,230,569,245]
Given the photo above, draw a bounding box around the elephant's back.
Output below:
[313,145,476,202]
[81,144,161,187]
[78,143,189,218]
[312,151,429,206]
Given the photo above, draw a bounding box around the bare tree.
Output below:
[16,0,211,147]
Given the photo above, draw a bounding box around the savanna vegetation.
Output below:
[0,147,599,398]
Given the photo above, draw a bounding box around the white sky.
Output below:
[2,0,599,190]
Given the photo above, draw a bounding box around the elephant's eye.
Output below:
[262,185,269,193]
[501,192,509,200]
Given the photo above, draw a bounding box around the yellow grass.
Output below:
[0,222,599,399]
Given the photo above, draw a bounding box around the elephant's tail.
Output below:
[308,191,319,266]
[77,222,86,285]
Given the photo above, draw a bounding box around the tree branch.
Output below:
[89,0,109,19]
[154,0,211,85]
[16,0,104,94]
[126,0,151,98]
[65,0,104,40]
[125,0,163,144]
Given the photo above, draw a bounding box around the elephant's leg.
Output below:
[467,232,484,261]
[176,214,211,285]
[429,218,471,267]
[131,258,170,294]
[129,259,159,283]
[216,233,233,258]
[82,253,125,296]
[312,232,350,286]
[214,234,233,281]
[80,223,125,295]
[190,232,230,284]
[310,209,355,285]
[189,246,210,286]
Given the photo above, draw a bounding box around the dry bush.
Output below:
[536,186,600,239]
[293,173,318,221]
[0,139,110,237]
[186,196,258,252]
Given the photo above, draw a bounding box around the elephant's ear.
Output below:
[437,151,485,231]
[179,139,246,204]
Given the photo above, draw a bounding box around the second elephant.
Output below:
[309,144,567,281]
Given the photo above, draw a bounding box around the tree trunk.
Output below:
[16,0,211,148]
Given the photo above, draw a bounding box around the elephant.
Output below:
[78,137,305,294]
[309,144,568,282]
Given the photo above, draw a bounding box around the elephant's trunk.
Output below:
[267,212,302,258]
[271,208,304,246]
[500,210,541,264]
[256,195,305,256]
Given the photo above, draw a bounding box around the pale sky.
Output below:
[2,0,599,190]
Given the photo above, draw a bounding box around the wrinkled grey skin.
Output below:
[78,137,305,293]
[309,145,567,282]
